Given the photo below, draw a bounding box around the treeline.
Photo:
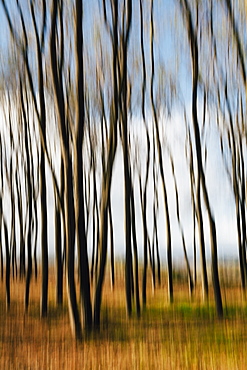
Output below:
[0,0,246,340]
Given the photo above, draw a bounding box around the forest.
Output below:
[0,0,246,360]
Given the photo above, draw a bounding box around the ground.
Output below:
[0,263,247,369]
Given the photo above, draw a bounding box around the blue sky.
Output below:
[0,0,243,266]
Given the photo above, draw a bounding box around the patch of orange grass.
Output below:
[0,263,247,369]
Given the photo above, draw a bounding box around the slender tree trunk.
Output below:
[33,179,38,281]
[40,149,48,317]
[93,0,132,327]
[54,161,64,306]
[239,141,247,289]
[122,135,132,317]
[139,0,151,305]
[65,157,82,339]
[16,172,25,280]
[196,176,209,299]
[130,178,140,317]
[93,189,110,327]
[55,195,63,305]
[29,0,49,318]
[179,0,223,317]
[109,200,115,289]
[50,0,82,340]
[25,209,32,313]
[74,0,92,330]
[3,220,10,310]
[118,0,133,318]
[139,173,148,307]
[19,81,33,314]
[9,164,17,280]
[150,0,173,303]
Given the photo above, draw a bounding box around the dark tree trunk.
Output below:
[16,170,25,280]
[65,158,82,339]
[122,135,132,317]
[130,178,140,317]
[19,80,33,314]
[196,177,208,299]
[139,173,148,307]
[50,0,82,340]
[55,199,63,305]
[40,149,48,317]
[109,200,115,290]
[180,0,223,317]
[29,0,49,318]
[3,220,10,310]
[139,0,150,303]
[93,198,110,327]
[74,0,92,330]
[150,0,173,303]
[33,181,38,282]
[91,162,99,282]
[25,224,32,313]
[93,0,132,327]
[54,161,64,306]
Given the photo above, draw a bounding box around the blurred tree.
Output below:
[150,0,173,303]
[178,0,223,318]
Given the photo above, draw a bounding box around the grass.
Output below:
[0,264,247,369]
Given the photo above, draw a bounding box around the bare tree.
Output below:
[50,0,83,340]
[150,0,173,303]
[73,0,92,330]
[178,0,223,318]
[93,0,121,326]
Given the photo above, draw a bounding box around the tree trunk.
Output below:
[150,0,173,303]
[50,0,82,340]
[74,0,92,331]
[196,176,209,299]
[3,220,10,310]
[109,200,115,289]
[130,178,140,317]
[54,161,64,306]
[179,0,223,317]
[93,192,110,327]
[139,174,148,307]
[65,157,82,340]
[122,134,132,317]
[40,149,48,317]
[55,197,63,305]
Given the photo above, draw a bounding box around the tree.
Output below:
[73,0,92,330]
[93,0,121,326]
[150,0,173,303]
[50,0,83,340]
[1,0,49,316]
[178,0,223,318]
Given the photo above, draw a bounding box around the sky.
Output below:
[107,110,238,265]
[0,0,243,269]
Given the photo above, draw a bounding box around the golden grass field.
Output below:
[0,262,247,369]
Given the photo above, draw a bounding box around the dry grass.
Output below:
[0,263,247,369]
